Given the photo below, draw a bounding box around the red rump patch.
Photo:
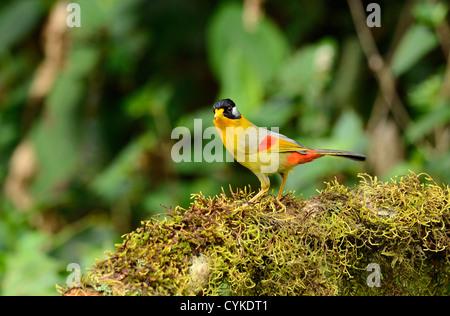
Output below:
[259,135,277,151]
[286,149,323,166]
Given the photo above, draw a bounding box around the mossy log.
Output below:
[59,172,449,296]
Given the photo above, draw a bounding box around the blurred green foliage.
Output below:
[0,0,449,295]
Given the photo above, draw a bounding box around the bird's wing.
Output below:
[258,129,309,153]
[234,126,309,156]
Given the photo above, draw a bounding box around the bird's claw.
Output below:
[276,198,287,211]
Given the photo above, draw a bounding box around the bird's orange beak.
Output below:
[214,108,224,121]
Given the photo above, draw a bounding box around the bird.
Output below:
[212,98,366,207]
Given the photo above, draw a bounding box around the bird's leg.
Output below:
[248,173,270,204]
[248,187,269,203]
[276,173,288,209]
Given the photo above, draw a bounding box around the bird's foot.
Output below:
[276,197,287,211]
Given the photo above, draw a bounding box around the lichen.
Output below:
[59,172,449,296]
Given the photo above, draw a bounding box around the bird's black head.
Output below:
[213,99,241,119]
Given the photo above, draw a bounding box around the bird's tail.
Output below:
[315,149,366,161]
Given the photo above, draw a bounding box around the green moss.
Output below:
[60,172,449,295]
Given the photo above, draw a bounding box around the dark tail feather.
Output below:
[315,149,366,161]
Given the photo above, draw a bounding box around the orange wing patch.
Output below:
[286,150,324,166]
[258,132,308,153]
[258,135,277,151]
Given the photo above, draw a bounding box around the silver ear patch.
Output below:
[232,106,241,118]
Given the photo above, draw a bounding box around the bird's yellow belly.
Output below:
[235,151,291,175]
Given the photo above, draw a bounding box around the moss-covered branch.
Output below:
[59,172,449,296]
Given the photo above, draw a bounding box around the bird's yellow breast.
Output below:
[213,109,253,155]
[213,110,289,175]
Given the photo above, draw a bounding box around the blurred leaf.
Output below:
[426,151,450,181]
[413,1,449,27]
[331,109,366,146]
[71,0,119,38]
[0,116,16,150]
[143,186,173,215]
[208,2,288,84]
[218,47,264,114]
[176,109,212,132]
[91,132,156,202]
[66,47,101,80]
[278,45,316,95]
[52,219,116,269]
[276,39,338,136]
[1,231,60,296]
[0,0,42,54]
[30,74,83,200]
[174,158,229,176]
[407,72,443,111]
[207,2,288,114]
[251,98,296,127]
[391,24,439,77]
[107,0,150,75]
[406,72,450,143]
[125,83,173,119]
[277,38,337,107]
[109,0,145,39]
[328,37,363,106]
[405,100,450,143]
